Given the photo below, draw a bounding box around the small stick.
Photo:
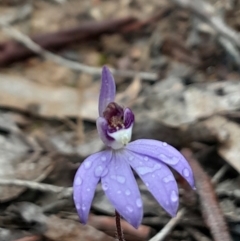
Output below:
[148,208,185,241]
[115,210,125,241]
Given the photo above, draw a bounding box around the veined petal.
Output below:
[73,150,112,224]
[126,139,195,189]
[101,150,143,228]
[99,66,116,117]
[124,149,179,217]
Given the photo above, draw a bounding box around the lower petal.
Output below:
[73,150,112,224]
[101,150,143,228]
[124,149,179,217]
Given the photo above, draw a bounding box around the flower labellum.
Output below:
[73,66,195,228]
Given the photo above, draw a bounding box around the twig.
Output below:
[171,0,240,65]
[115,210,125,241]
[148,208,186,241]
[171,0,240,48]
[182,148,232,241]
[0,178,72,197]
[149,151,230,241]
[0,22,157,80]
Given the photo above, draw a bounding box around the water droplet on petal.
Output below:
[101,167,109,177]
[117,175,126,184]
[84,160,92,169]
[162,142,168,147]
[128,156,134,161]
[171,190,178,202]
[125,189,131,196]
[101,156,106,162]
[136,164,161,175]
[126,205,133,213]
[87,188,90,192]
[136,198,142,208]
[159,154,167,160]
[76,204,80,210]
[117,190,121,194]
[102,183,108,191]
[163,175,175,183]
[94,166,103,177]
[159,155,179,165]
[81,206,86,211]
[152,174,155,178]
[183,168,190,177]
[146,182,149,187]
[75,177,82,185]
[144,156,149,161]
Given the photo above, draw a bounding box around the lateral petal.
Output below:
[73,150,112,224]
[125,149,179,217]
[126,139,195,189]
[101,150,143,228]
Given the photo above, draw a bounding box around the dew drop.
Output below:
[136,198,142,208]
[160,155,179,165]
[159,154,167,160]
[162,142,168,147]
[125,189,131,196]
[128,156,134,161]
[144,156,149,161]
[102,183,108,191]
[101,156,107,162]
[145,182,149,187]
[75,177,82,185]
[163,175,175,183]
[87,188,90,192]
[136,164,161,175]
[101,167,109,177]
[117,190,121,194]
[117,175,126,184]
[84,160,92,169]
[126,205,133,213]
[171,190,178,202]
[94,166,103,177]
[183,168,190,177]
[81,206,86,211]
[76,204,80,210]
[152,174,155,178]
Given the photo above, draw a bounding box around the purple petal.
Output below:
[126,139,195,189]
[123,108,135,128]
[99,66,116,117]
[101,150,143,228]
[73,150,112,224]
[124,149,179,217]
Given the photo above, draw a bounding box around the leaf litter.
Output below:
[0,0,240,241]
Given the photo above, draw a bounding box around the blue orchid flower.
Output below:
[73,66,195,228]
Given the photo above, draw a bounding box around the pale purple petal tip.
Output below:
[99,66,116,117]
[124,150,179,217]
[126,139,195,189]
[101,151,143,228]
[73,150,112,224]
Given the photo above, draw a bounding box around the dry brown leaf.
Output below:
[147,79,240,126]
[203,115,240,173]
[0,114,53,201]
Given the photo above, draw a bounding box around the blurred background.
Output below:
[0,0,240,240]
